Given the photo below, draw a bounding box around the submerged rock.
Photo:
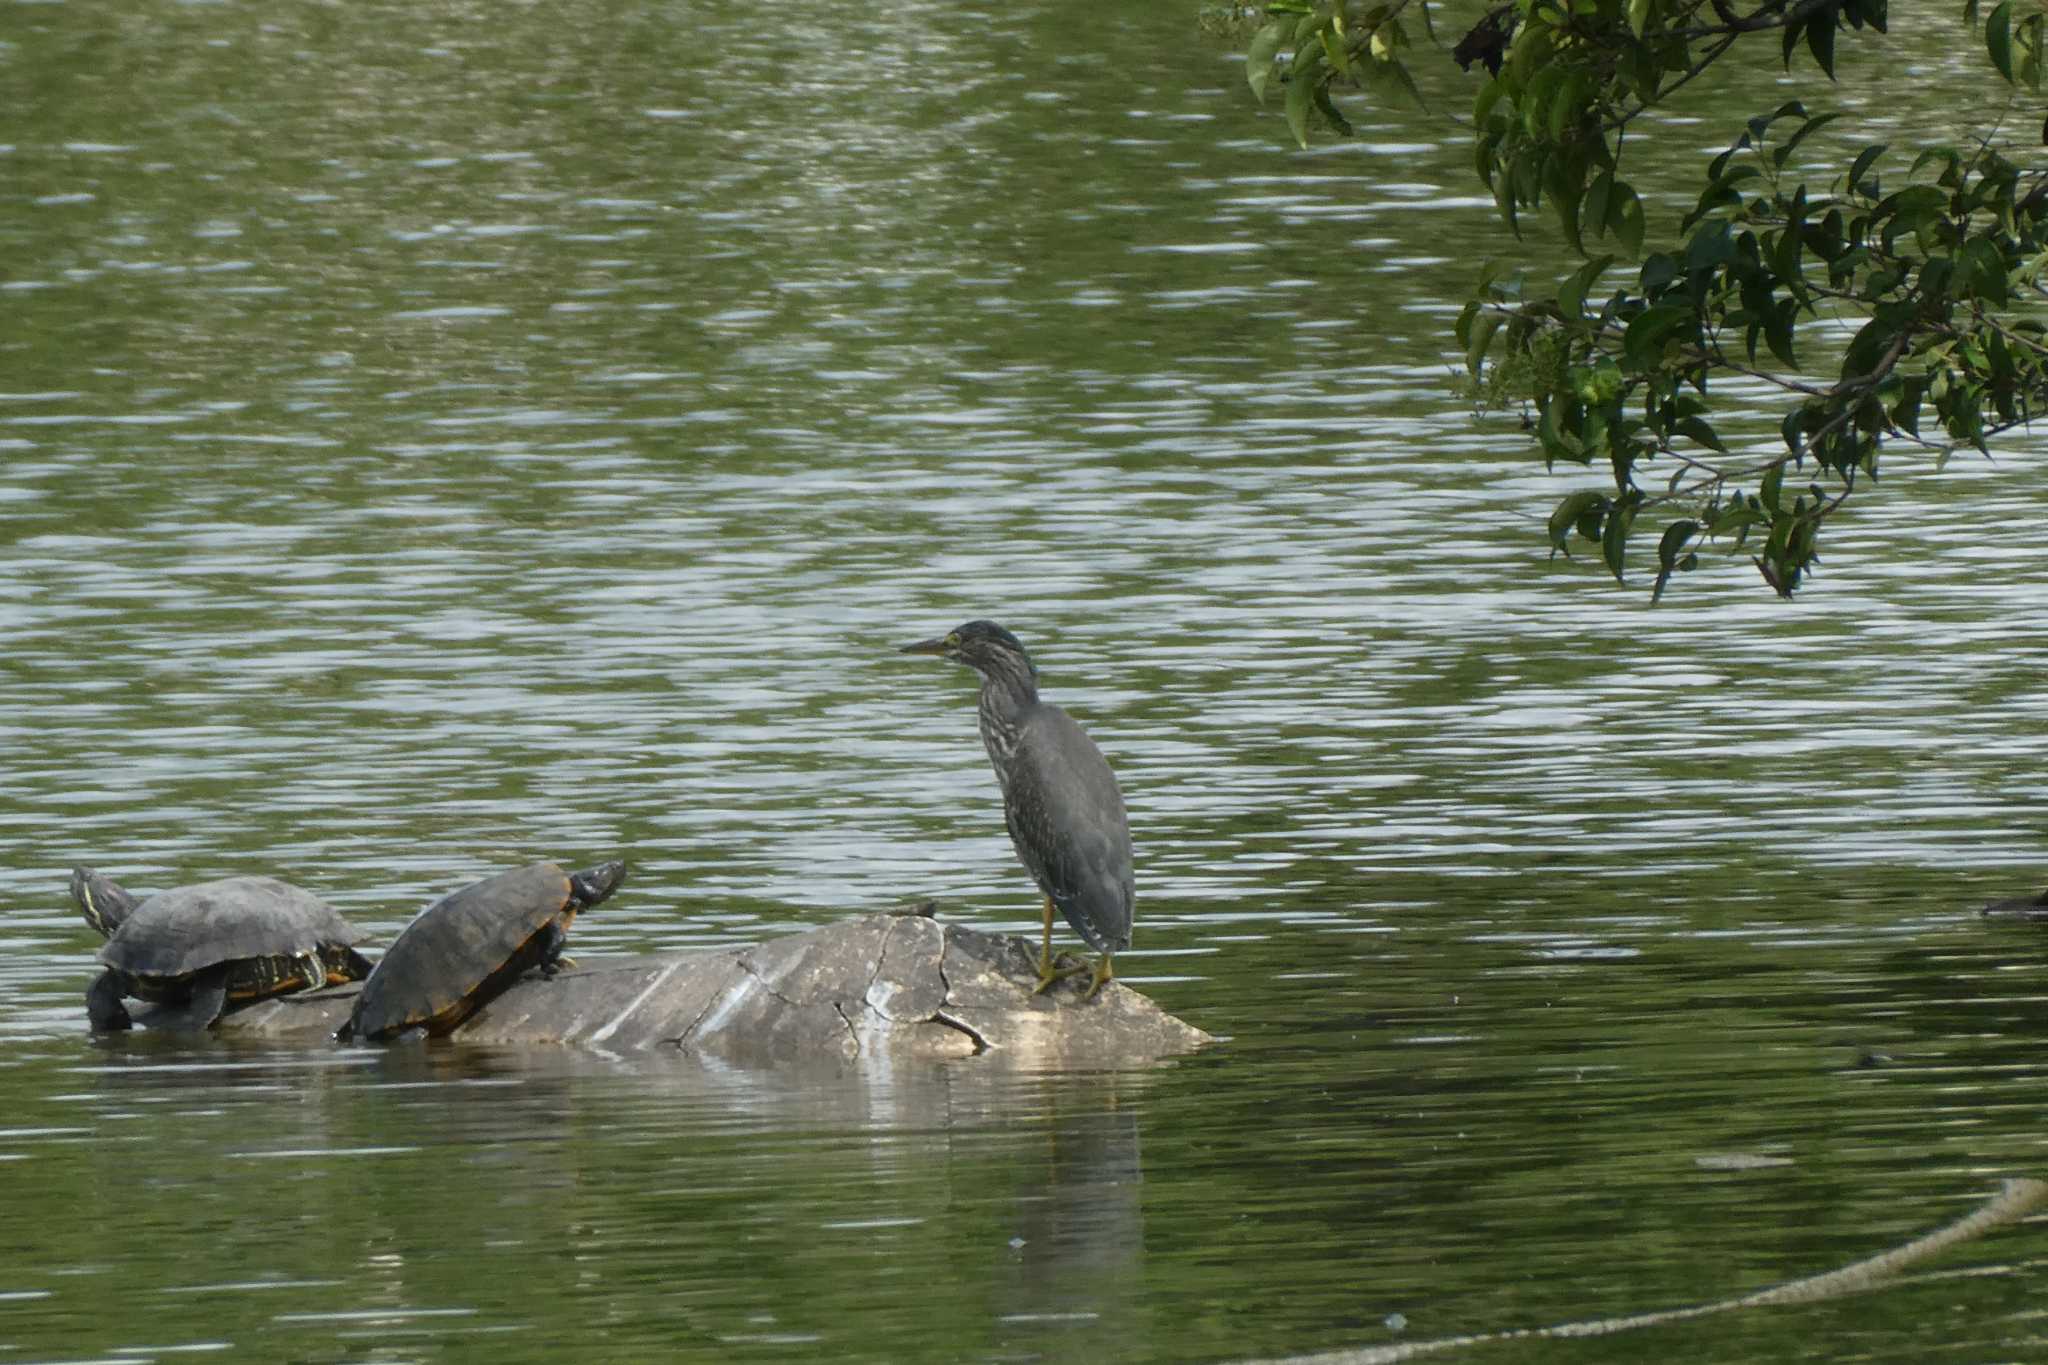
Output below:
[1983,889,2048,919]
[206,914,1212,1066]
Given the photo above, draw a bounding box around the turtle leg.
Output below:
[141,970,229,1033]
[536,920,570,979]
[86,970,133,1032]
[337,947,375,983]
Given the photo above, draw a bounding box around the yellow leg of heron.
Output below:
[1034,897,1059,993]
[1083,954,1114,1000]
[1032,897,1088,995]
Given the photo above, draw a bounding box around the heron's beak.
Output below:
[900,637,948,656]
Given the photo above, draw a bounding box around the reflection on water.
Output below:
[4,0,2048,1360]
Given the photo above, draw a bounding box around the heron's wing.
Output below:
[1005,705,1134,951]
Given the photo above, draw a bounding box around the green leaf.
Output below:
[1319,27,1351,80]
[1601,498,1635,581]
[1549,70,1590,143]
[1493,160,1523,236]
[1682,170,1751,234]
[1291,20,1324,70]
[1771,224,1805,292]
[1782,17,1807,71]
[1474,77,1506,129]
[1657,519,1700,567]
[1615,185,1646,256]
[1311,79,1354,136]
[1623,301,1692,368]
[1560,254,1614,319]
[1925,255,1957,300]
[1672,417,1727,451]
[1847,144,1886,194]
[1522,64,1567,141]
[1538,397,1589,464]
[1505,20,1557,86]
[1651,519,1699,601]
[1806,8,1838,78]
[1625,43,1663,106]
[1684,219,1736,276]
[1763,300,1800,368]
[1285,64,1315,148]
[1970,236,2013,301]
[1466,311,1504,376]
[1840,315,1900,380]
[1760,460,1785,509]
[1774,111,1842,168]
[1246,19,1291,104]
[1910,145,1962,180]
[1548,491,1608,551]
[1548,155,1589,252]
[1628,0,1654,40]
[1892,375,1925,436]
[1584,173,1615,245]
[1988,0,2015,82]
[1384,52,1427,109]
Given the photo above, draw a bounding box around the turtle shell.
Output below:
[98,877,363,979]
[342,859,625,1043]
[86,874,372,1032]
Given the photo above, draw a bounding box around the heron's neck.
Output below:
[974,659,1038,790]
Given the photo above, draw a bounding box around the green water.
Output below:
[4,1,2047,1361]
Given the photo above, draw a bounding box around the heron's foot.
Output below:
[1081,954,1115,1001]
[1032,951,1089,995]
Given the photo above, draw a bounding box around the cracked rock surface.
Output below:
[206,914,1213,1066]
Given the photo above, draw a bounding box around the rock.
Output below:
[207,914,1212,1066]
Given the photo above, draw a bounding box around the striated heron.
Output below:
[901,620,1133,998]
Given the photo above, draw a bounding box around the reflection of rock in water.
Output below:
[340,1048,591,1339]
[997,1095,1146,1358]
[66,1041,599,1357]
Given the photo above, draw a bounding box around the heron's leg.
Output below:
[1033,897,1058,992]
[1032,898,1090,995]
[1082,954,1115,1000]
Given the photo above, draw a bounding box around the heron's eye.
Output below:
[945,632,960,646]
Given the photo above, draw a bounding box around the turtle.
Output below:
[338,859,627,1043]
[74,867,374,1033]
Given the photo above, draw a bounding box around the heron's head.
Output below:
[900,619,1038,681]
